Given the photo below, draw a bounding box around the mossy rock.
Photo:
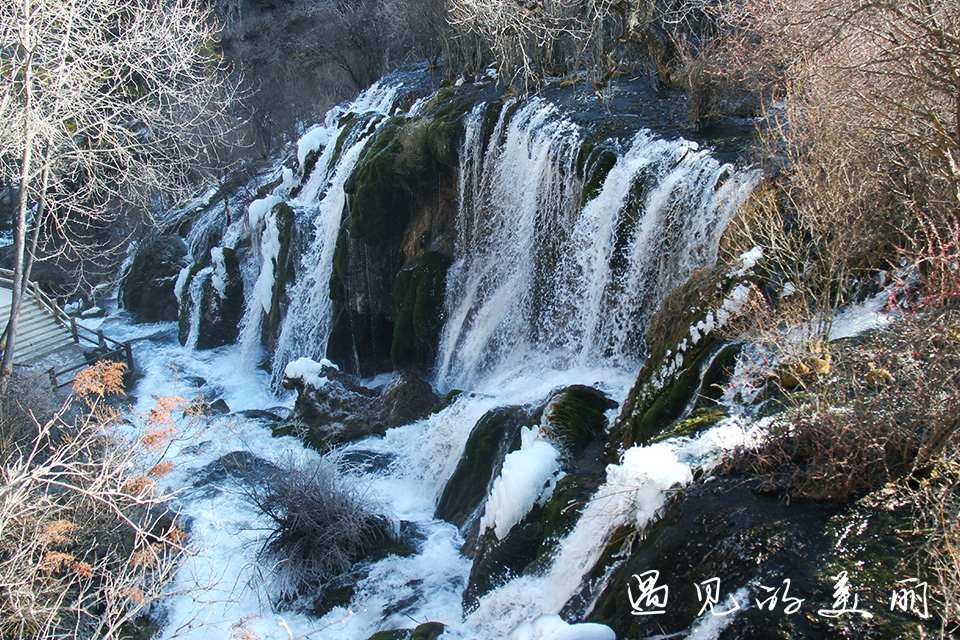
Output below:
[587,477,938,640]
[329,227,349,301]
[463,517,547,613]
[177,247,245,350]
[578,145,618,206]
[650,407,729,444]
[345,108,458,247]
[410,622,444,640]
[120,234,189,322]
[176,262,203,345]
[524,473,603,575]
[391,252,453,370]
[366,631,409,640]
[626,342,721,448]
[588,478,843,639]
[346,121,410,246]
[427,119,458,167]
[430,389,463,414]
[435,406,532,528]
[464,472,603,612]
[608,264,759,461]
[535,385,617,460]
[562,523,637,620]
[695,343,743,408]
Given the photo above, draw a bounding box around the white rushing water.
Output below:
[100,78,763,640]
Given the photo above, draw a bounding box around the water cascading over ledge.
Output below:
[204,75,758,390]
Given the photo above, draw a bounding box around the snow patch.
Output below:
[480,426,562,540]
[283,357,337,388]
[247,195,282,230]
[508,615,615,640]
[736,246,763,275]
[607,444,692,530]
[297,126,331,170]
[829,289,895,340]
[210,247,227,298]
[174,265,192,304]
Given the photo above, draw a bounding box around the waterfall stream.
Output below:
[104,73,760,640]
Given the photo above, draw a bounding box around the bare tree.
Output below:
[0,0,235,389]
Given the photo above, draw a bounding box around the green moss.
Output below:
[632,344,718,445]
[435,406,531,527]
[540,386,616,458]
[430,389,463,414]
[696,343,742,408]
[391,252,453,369]
[365,623,444,640]
[410,622,444,640]
[427,119,458,167]
[366,631,409,640]
[579,146,618,205]
[524,473,602,575]
[346,122,408,246]
[651,407,729,444]
[329,227,348,301]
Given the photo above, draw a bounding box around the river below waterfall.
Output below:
[87,302,766,640]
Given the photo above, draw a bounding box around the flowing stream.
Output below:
[100,75,761,640]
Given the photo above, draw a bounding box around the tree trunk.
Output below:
[0,5,33,394]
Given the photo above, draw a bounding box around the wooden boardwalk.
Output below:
[0,269,133,389]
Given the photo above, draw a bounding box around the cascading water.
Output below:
[107,71,763,640]
[436,101,755,392]
[236,80,407,366]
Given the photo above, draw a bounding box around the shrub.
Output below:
[727,307,960,501]
[0,361,188,639]
[247,460,396,604]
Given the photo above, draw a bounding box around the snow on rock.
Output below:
[174,265,193,304]
[210,247,227,298]
[297,126,331,169]
[480,426,563,540]
[607,443,692,530]
[508,615,616,640]
[280,167,295,192]
[247,195,282,230]
[283,357,337,388]
[251,213,282,314]
[736,246,763,275]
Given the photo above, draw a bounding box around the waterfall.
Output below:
[234,80,406,367]
[436,103,757,391]
[142,74,763,640]
[183,267,212,350]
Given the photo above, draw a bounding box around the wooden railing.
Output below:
[0,268,134,389]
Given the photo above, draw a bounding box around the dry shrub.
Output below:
[0,364,190,639]
[247,460,396,604]
[910,452,960,629]
[728,307,960,501]
[717,0,959,308]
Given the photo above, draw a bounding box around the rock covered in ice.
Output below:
[509,614,615,640]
